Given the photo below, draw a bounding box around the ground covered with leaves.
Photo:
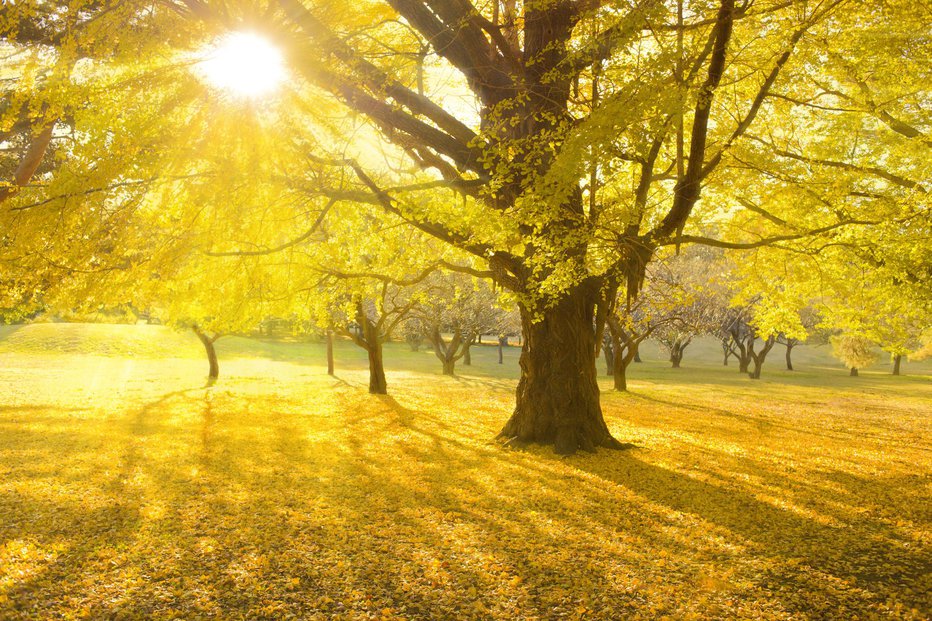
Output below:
[1,324,930,620]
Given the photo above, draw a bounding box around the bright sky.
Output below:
[198,32,286,98]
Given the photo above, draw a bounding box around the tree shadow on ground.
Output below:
[2,376,929,620]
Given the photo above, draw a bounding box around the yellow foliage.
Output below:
[0,324,929,619]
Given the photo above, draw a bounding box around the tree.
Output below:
[414,272,506,375]
[831,334,880,377]
[6,0,927,452]
[647,250,724,370]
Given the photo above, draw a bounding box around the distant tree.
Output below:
[413,273,508,375]
[831,335,880,377]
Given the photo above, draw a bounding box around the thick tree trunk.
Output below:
[326,330,335,376]
[850,367,858,377]
[442,359,455,375]
[738,354,750,374]
[193,327,219,380]
[367,344,387,394]
[668,338,690,368]
[633,350,642,363]
[499,288,626,455]
[785,343,794,371]
[892,354,902,376]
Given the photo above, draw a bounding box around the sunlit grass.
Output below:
[0,323,929,619]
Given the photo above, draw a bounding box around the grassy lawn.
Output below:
[0,323,929,620]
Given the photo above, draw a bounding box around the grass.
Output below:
[0,322,930,620]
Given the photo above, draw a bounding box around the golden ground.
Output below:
[0,323,929,620]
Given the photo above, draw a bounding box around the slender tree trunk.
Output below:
[326,330,335,376]
[612,347,636,392]
[785,343,794,371]
[356,301,388,394]
[892,354,902,376]
[604,340,615,376]
[722,339,731,366]
[498,336,507,364]
[463,343,472,366]
[749,337,776,379]
[367,344,387,394]
[850,367,858,377]
[633,350,642,363]
[499,287,626,455]
[193,327,219,380]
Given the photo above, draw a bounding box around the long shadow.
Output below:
[572,452,931,616]
[618,390,897,445]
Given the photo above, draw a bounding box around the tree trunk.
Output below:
[612,347,635,392]
[722,339,731,366]
[367,344,387,394]
[892,354,902,376]
[670,350,682,368]
[463,343,472,366]
[850,367,858,377]
[604,340,615,376]
[193,327,219,380]
[785,343,794,371]
[498,336,507,364]
[748,337,775,380]
[499,287,627,455]
[442,359,455,375]
[326,330,335,376]
[633,350,642,363]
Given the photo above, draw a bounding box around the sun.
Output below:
[199,32,286,98]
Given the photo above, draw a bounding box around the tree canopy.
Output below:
[2,0,929,452]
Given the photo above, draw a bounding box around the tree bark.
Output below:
[785,342,795,371]
[892,354,902,376]
[463,341,472,366]
[633,350,642,363]
[326,329,335,376]
[669,339,689,368]
[498,336,508,364]
[367,343,387,393]
[355,300,388,394]
[748,336,776,379]
[499,286,627,455]
[850,367,858,377]
[613,347,637,392]
[603,339,615,376]
[193,327,219,380]
[442,359,455,375]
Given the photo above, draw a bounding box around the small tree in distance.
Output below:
[831,335,880,377]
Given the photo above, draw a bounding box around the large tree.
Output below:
[5,0,928,452]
